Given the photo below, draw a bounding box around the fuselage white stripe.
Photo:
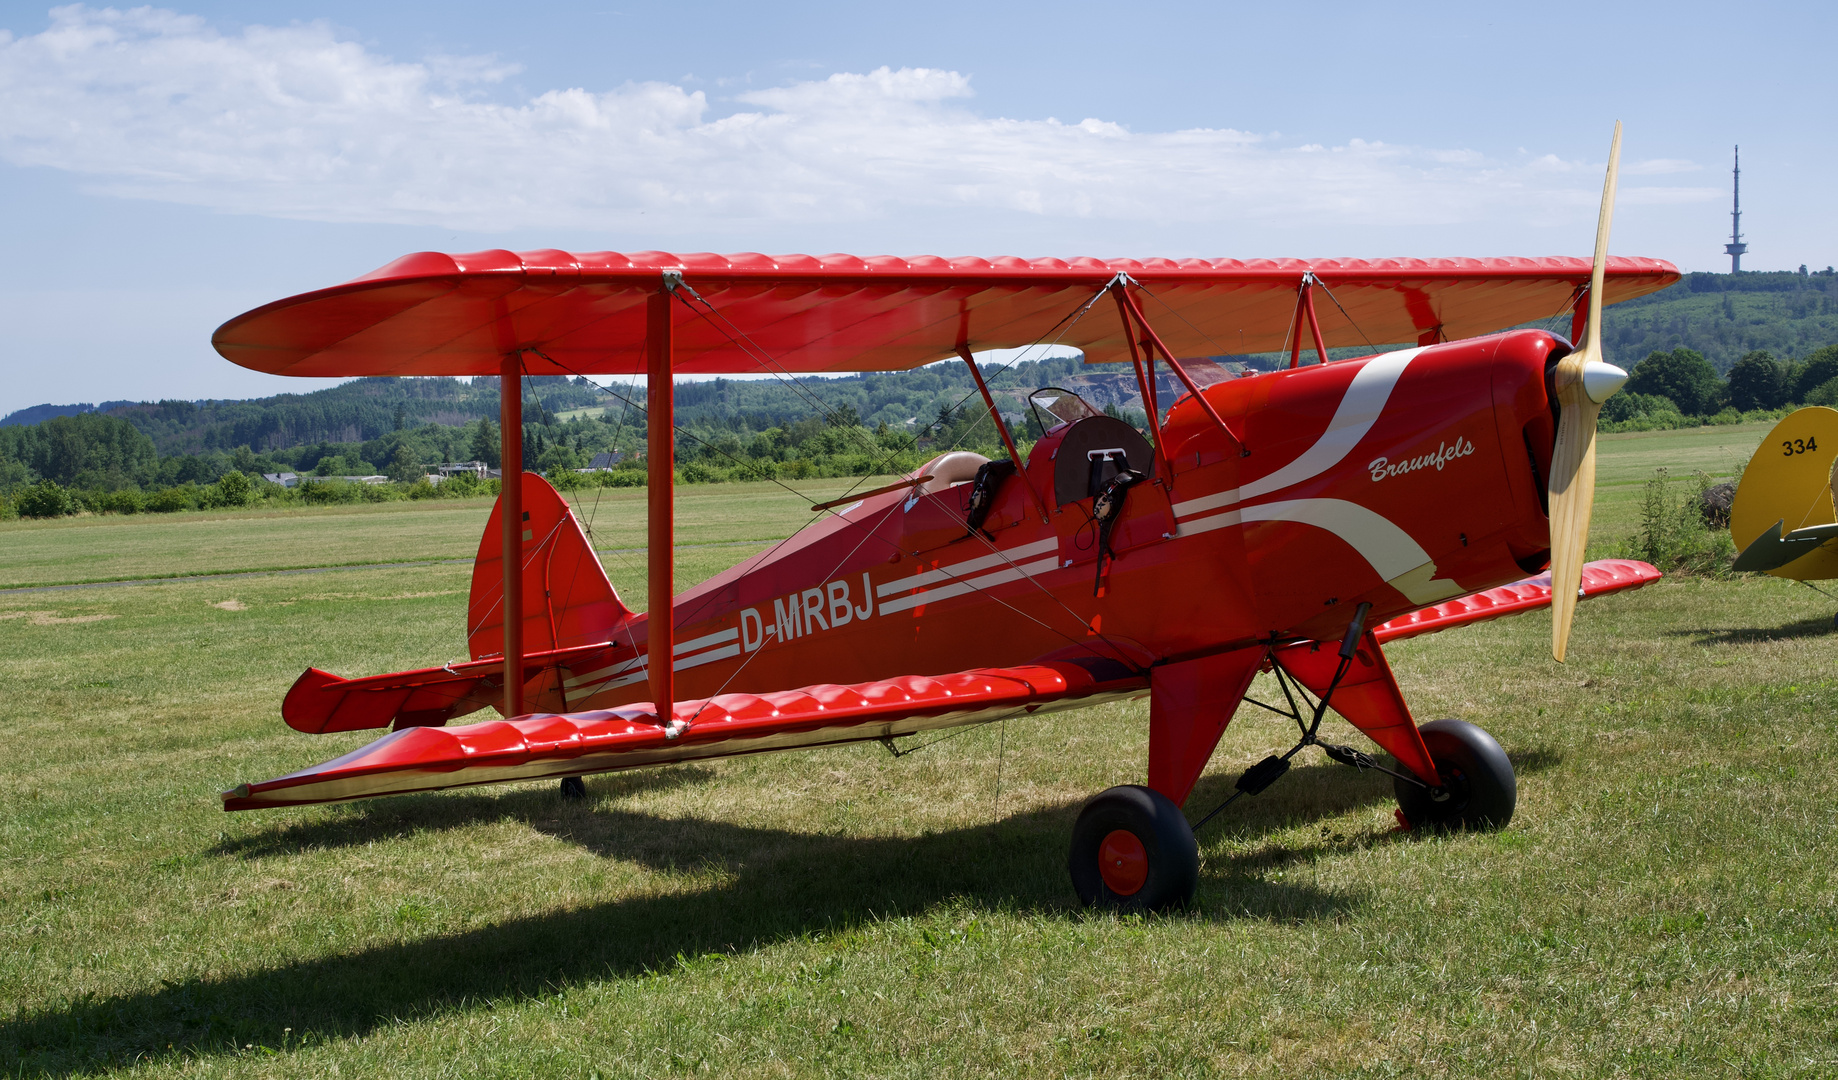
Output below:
[562,629,740,690]
[1177,508,1243,535]
[568,642,743,695]
[1171,487,1241,519]
[674,627,739,655]
[874,537,1059,598]
[876,556,1061,615]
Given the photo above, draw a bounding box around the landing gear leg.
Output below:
[1068,785,1199,911]
[1394,719,1516,831]
[559,776,587,800]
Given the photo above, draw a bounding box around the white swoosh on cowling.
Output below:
[1240,497,1463,605]
[1237,347,1423,501]
[1241,498,1430,578]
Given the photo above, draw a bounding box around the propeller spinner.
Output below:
[1548,122,1630,662]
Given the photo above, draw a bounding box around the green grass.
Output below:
[1588,422,1771,552]
[0,478,887,590]
[4,427,1836,1077]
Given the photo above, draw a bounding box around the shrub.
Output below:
[205,470,253,508]
[441,473,487,498]
[1622,468,1734,576]
[1599,392,1686,431]
[1698,480,1736,529]
[1727,351,1791,411]
[299,479,361,505]
[359,482,401,503]
[97,488,144,514]
[146,485,196,513]
[1805,377,1838,408]
[406,478,440,500]
[1792,345,1838,403]
[16,480,74,518]
[1625,348,1725,416]
[547,468,588,491]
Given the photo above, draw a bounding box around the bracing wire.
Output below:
[1308,278,1381,356]
[517,283,1145,726]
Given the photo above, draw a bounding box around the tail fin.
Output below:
[1731,406,1838,579]
[469,474,632,661]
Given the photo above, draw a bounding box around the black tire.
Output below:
[1395,719,1516,832]
[1068,785,1198,911]
[559,776,587,800]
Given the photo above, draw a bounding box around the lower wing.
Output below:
[226,659,1148,810]
[1373,558,1661,644]
[238,560,1659,811]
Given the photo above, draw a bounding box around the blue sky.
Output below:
[0,1,1830,416]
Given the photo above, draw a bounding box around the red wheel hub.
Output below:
[1097,829,1148,895]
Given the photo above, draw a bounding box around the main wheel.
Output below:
[1395,719,1516,831]
[1068,785,1198,911]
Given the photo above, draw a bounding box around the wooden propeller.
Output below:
[1549,122,1631,662]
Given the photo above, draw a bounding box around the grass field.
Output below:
[4,424,1836,1077]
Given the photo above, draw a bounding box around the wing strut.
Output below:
[648,280,678,734]
[956,345,1049,523]
[1109,281,1244,454]
[1287,273,1330,368]
[498,355,525,717]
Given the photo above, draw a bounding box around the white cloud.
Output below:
[0,5,1722,236]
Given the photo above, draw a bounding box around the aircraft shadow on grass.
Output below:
[1669,616,1838,647]
[7,752,1561,1074]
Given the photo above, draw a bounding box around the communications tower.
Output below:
[1725,145,1747,273]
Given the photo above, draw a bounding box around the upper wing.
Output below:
[229,659,1148,810]
[1373,559,1661,644]
[213,250,1679,378]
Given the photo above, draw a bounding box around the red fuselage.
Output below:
[555,329,1564,709]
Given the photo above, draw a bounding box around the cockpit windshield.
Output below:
[1027,387,1103,434]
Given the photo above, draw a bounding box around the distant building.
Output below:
[583,451,624,471]
[434,461,489,478]
[265,471,387,486]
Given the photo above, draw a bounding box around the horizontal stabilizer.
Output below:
[1372,559,1661,644]
[1732,520,1838,574]
[229,660,1148,810]
[281,640,636,734]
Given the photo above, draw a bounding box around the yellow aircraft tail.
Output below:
[1730,406,1838,577]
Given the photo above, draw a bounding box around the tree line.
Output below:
[1606,343,1838,429]
[7,321,1833,521]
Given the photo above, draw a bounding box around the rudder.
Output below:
[469,474,632,661]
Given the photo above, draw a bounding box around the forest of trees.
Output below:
[4,267,1836,520]
[0,354,1101,518]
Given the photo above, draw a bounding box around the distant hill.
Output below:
[5,269,1834,456]
[0,401,136,428]
[1601,269,1838,373]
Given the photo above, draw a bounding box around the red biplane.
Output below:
[213,129,1669,909]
